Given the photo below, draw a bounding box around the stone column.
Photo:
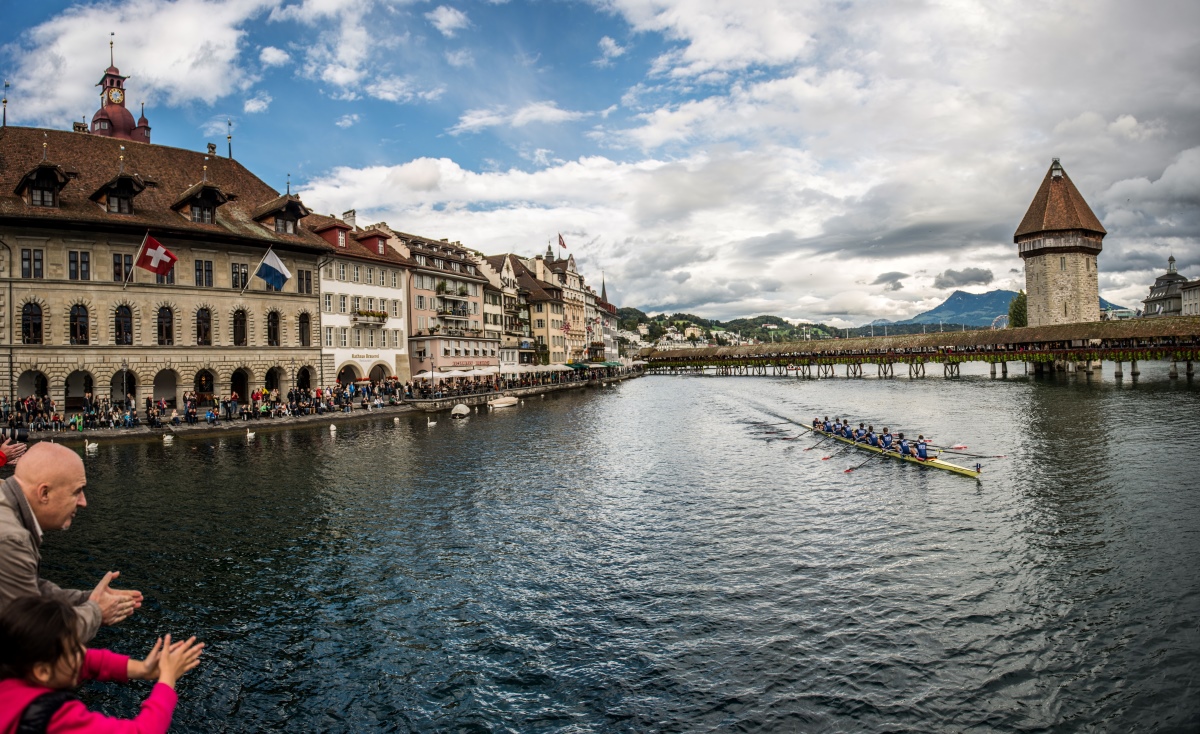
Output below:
[1131,360,1140,379]
[1169,360,1178,379]
[989,363,996,378]
[1114,361,1123,380]
[1001,361,1008,378]
[1188,360,1195,378]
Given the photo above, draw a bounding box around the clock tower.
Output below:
[90,43,150,143]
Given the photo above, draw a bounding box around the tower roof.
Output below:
[1014,159,1106,241]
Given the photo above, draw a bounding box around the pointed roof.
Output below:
[1014,159,1106,240]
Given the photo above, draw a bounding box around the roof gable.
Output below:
[1014,159,1107,240]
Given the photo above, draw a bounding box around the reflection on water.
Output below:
[40,362,1200,732]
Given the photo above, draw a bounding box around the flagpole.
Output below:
[242,246,273,296]
[123,231,149,290]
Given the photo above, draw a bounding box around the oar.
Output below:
[933,449,1008,459]
[822,440,858,460]
[803,433,833,451]
[845,448,887,473]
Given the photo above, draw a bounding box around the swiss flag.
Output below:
[136,234,177,275]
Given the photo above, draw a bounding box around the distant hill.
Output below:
[889,290,1128,327]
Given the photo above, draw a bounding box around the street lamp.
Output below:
[290,358,296,392]
[121,358,129,407]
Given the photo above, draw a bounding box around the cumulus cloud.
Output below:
[595,36,626,66]
[450,101,588,135]
[335,113,360,128]
[259,46,290,67]
[243,92,272,113]
[445,49,474,67]
[872,271,909,291]
[426,6,469,38]
[933,268,995,289]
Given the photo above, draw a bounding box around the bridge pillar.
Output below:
[989,363,996,378]
[944,362,960,378]
[1131,360,1140,379]
[1114,361,1123,380]
[1169,360,1179,379]
[1001,361,1008,378]
[1084,360,1095,375]
[1188,360,1195,378]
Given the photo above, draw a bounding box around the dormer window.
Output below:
[191,204,214,223]
[415,254,427,265]
[108,195,132,214]
[31,187,56,207]
[337,231,347,247]
[377,241,385,255]
[274,217,296,234]
[434,258,445,269]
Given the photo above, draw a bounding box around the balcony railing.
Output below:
[351,312,388,326]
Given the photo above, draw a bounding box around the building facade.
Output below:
[308,214,410,384]
[478,254,537,369]
[1015,158,1105,328]
[534,249,588,361]
[1181,278,1200,316]
[1,77,328,407]
[511,256,566,363]
[1142,256,1188,317]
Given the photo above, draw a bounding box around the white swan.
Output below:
[162,434,174,444]
[427,417,437,427]
[246,428,255,440]
[394,417,400,424]
[329,424,337,433]
[84,439,98,452]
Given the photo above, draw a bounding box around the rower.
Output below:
[879,427,894,452]
[841,422,854,439]
[896,432,910,457]
[812,417,822,431]
[855,423,867,442]
[865,425,878,447]
[823,415,833,432]
[913,434,930,461]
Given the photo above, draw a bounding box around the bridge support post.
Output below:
[944,362,960,378]
[1169,360,1179,379]
[1001,361,1008,378]
[989,363,996,379]
[1131,360,1140,379]
[1114,361,1123,380]
[1085,360,1095,376]
[1188,360,1194,378]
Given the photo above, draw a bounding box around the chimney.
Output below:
[343,209,357,229]
[72,121,88,133]
[207,143,217,155]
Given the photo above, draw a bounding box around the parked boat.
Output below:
[488,395,519,408]
[450,404,471,419]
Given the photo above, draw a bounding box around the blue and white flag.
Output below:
[256,247,292,290]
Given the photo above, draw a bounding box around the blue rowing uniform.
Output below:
[866,431,877,447]
[823,420,833,432]
[842,425,853,438]
[897,439,909,456]
[880,434,893,450]
[916,440,929,460]
[855,429,866,441]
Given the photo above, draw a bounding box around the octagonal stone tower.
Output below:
[1015,158,1106,327]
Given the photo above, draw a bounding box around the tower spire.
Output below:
[110,32,114,67]
[227,119,232,159]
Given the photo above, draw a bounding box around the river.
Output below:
[41,362,1200,732]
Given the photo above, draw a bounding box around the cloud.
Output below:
[6,0,273,126]
[259,46,290,67]
[872,271,909,291]
[595,36,626,66]
[243,92,272,113]
[449,101,588,134]
[426,6,469,38]
[445,49,474,67]
[335,113,360,128]
[200,115,234,137]
[933,268,994,289]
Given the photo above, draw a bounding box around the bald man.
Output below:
[0,443,142,642]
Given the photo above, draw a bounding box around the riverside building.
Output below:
[0,61,328,406]
[477,254,538,369]
[307,212,411,384]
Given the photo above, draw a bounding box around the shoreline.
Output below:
[37,372,643,446]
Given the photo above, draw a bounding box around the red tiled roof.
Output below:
[302,213,411,267]
[1014,160,1106,240]
[0,125,332,253]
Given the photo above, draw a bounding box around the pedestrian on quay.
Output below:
[0,443,142,642]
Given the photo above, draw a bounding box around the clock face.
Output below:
[108,88,123,104]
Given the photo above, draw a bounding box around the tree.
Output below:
[1008,290,1028,328]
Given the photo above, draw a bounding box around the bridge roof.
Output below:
[644,316,1200,359]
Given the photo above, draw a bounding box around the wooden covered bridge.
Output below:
[641,316,1200,380]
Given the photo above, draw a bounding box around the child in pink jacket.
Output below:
[0,596,205,733]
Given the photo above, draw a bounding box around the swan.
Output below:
[394,417,400,424]
[246,428,255,440]
[427,417,437,427]
[162,434,174,444]
[84,439,98,452]
[329,424,337,433]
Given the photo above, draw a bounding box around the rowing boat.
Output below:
[805,425,982,479]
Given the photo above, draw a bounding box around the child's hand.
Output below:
[156,634,205,689]
[128,636,165,680]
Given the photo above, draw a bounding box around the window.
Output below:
[352,266,361,283]
[190,204,214,223]
[337,231,346,247]
[415,254,426,266]
[535,303,544,313]
[21,249,44,279]
[70,304,89,345]
[391,300,399,317]
[297,269,313,294]
[366,298,375,311]
[391,271,398,288]
[112,253,132,282]
[325,327,333,348]
[68,251,91,281]
[266,311,280,346]
[379,298,387,314]
[31,187,56,207]
[196,308,212,346]
[299,313,311,347]
[338,263,347,280]
[367,330,374,348]
[339,328,348,348]
[156,268,175,285]
[108,195,132,214]
[1060,256,1066,271]
[21,303,42,344]
[339,295,348,313]
[274,218,295,234]
[353,297,361,312]
[114,305,133,345]
[233,310,248,346]
[537,319,545,329]
[157,307,174,345]
[366,268,375,284]
[231,263,249,290]
[416,295,425,310]
[377,242,385,256]
[378,269,386,286]
[354,329,362,347]
[195,260,213,287]
[324,294,333,312]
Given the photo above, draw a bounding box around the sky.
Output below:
[2,0,1198,326]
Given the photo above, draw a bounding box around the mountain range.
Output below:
[873,289,1128,327]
